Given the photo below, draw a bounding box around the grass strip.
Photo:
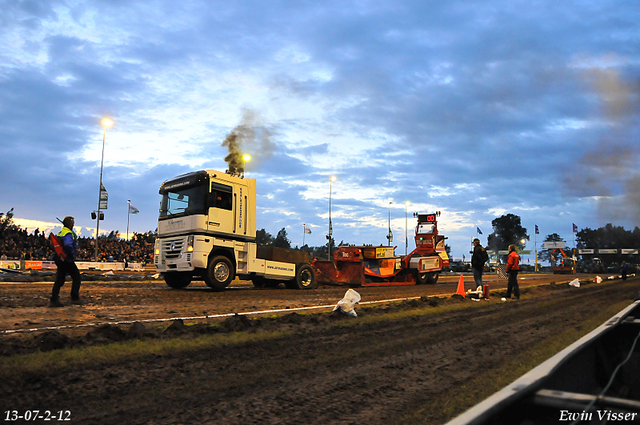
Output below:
[395,299,633,425]
[0,330,286,378]
[0,298,489,377]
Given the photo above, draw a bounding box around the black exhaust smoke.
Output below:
[222,109,275,177]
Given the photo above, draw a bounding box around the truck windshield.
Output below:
[159,184,207,218]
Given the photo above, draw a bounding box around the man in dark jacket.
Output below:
[471,238,488,289]
[50,216,83,307]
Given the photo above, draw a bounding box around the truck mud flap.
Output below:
[313,260,365,286]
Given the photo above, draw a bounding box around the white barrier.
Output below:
[0,260,146,272]
[75,262,124,271]
[0,260,21,269]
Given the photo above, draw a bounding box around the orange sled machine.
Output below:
[312,212,449,286]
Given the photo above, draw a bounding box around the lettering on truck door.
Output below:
[238,186,243,233]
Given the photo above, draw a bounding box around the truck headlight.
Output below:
[187,235,194,252]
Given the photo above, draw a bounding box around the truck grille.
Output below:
[161,238,186,259]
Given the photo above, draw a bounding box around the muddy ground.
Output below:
[1,273,639,424]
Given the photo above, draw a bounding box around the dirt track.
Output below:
[1,274,639,424]
[0,272,599,334]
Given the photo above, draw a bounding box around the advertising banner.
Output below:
[76,262,125,271]
[0,260,21,270]
[100,184,108,209]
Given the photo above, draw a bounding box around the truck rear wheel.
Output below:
[203,255,234,291]
[164,272,192,289]
[287,264,317,289]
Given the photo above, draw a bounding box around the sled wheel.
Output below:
[416,271,429,285]
[427,272,440,284]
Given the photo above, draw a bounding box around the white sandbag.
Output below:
[569,278,580,287]
[333,289,361,317]
[595,276,602,284]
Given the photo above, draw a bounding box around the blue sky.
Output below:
[1,0,639,261]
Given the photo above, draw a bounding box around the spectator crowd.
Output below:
[0,226,154,264]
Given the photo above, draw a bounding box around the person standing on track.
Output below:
[50,216,83,307]
[471,238,488,290]
[506,244,520,299]
[621,261,629,281]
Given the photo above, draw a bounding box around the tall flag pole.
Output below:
[535,224,539,272]
[303,223,312,246]
[474,227,483,265]
[127,200,140,241]
[127,200,131,241]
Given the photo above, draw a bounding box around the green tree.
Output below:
[132,231,157,245]
[539,233,564,266]
[273,228,291,249]
[0,208,15,233]
[100,230,121,240]
[577,224,640,267]
[487,214,529,258]
[256,229,274,247]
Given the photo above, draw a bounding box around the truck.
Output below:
[313,212,449,286]
[153,169,317,291]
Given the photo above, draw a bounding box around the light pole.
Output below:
[405,201,409,255]
[328,176,336,260]
[387,201,393,246]
[95,118,113,261]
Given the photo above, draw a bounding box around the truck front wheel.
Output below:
[204,255,234,291]
[287,264,317,289]
[164,272,192,289]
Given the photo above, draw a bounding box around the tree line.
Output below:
[256,228,333,259]
[484,213,639,267]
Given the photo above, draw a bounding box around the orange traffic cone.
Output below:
[456,275,466,297]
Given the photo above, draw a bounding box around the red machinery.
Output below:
[551,248,576,274]
[312,212,449,286]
